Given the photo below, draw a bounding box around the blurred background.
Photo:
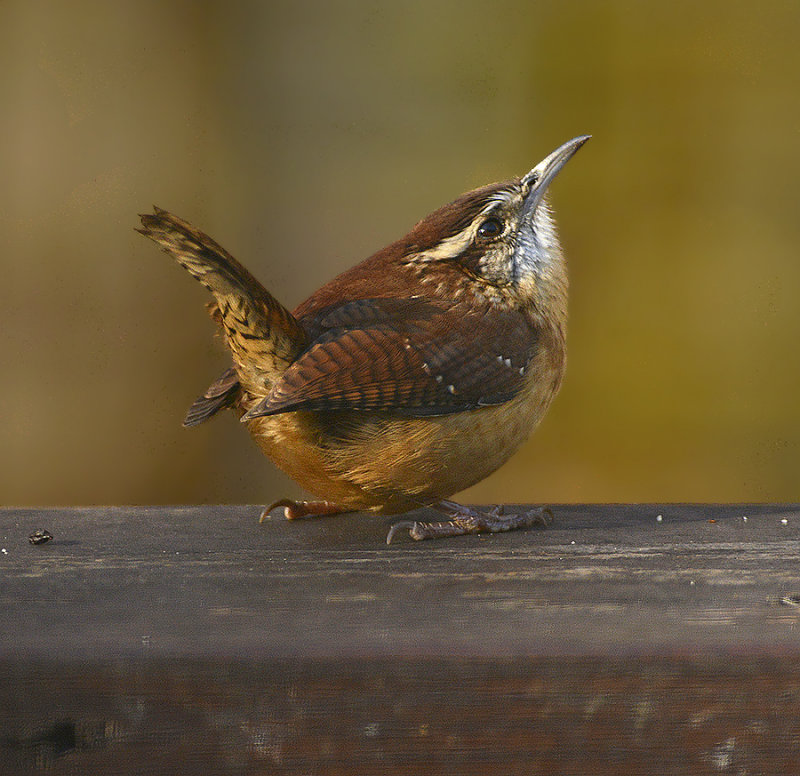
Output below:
[3,0,799,507]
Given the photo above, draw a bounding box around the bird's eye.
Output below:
[477,218,503,239]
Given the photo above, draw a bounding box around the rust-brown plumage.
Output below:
[138,136,589,541]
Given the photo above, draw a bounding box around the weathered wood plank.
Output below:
[2,505,800,773]
[3,504,800,657]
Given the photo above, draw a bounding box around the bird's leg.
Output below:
[260,499,349,523]
[386,501,552,543]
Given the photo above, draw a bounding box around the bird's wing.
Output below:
[243,297,537,419]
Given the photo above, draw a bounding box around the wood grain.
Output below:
[2,504,800,774]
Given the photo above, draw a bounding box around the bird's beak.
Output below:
[521,135,591,216]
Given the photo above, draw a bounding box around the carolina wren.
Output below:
[138,135,589,542]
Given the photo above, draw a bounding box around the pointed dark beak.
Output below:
[521,135,591,216]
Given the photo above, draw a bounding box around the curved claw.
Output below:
[260,499,294,523]
[386,520,419,545]
[259,499,345,522]
[258,498,297,524]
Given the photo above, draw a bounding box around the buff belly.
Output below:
[244,359,562,514]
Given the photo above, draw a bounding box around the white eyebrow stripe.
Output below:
[416,230,472,262]
[413,189,522,263]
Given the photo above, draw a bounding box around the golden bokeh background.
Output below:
[4,0,800,507]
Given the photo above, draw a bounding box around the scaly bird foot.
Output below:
[260,499,348,523]
[386,502,553,544]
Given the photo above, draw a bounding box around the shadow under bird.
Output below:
[138,135,589,542]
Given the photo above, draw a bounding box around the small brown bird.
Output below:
[138,135,589,542]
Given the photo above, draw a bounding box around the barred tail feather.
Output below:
[137,207,306,394]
